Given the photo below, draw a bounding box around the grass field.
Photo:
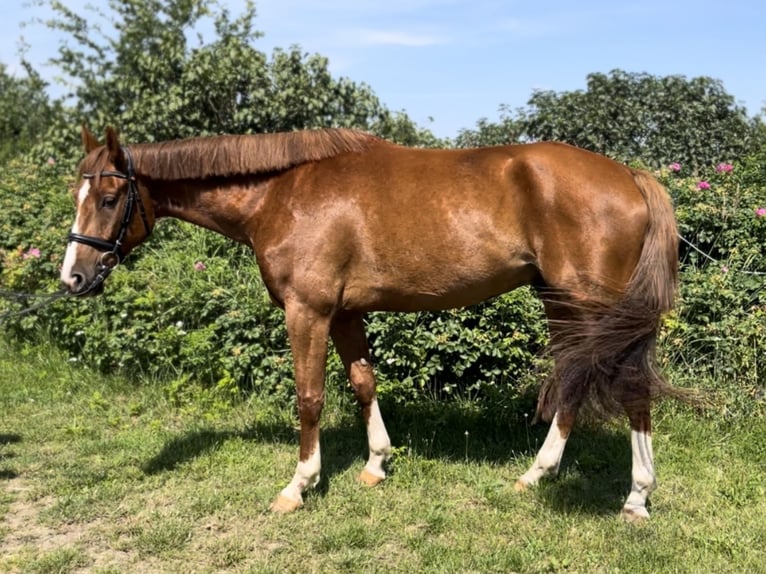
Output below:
[1,340,765,573]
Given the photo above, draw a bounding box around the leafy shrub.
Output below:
[659,147,766,414]
[366,290,546,402]
[0,159,72,293]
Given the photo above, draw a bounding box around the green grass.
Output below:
[1,340,765,573]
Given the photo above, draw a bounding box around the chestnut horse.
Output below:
[61,126,683,521]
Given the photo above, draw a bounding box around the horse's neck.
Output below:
[150,178,265,247]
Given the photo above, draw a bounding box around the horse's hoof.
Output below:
[269,494,303,514]
[620,505,650,523]
[513,479,530,492]
[359,469,385,487]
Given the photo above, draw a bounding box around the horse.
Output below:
[61,125,686,521]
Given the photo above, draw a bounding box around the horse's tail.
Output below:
[625,169,678,313]
[536,169,696,421]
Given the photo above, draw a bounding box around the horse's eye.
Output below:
[101,195,118,209]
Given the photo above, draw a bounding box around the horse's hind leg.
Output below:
[516,297,586,490]
[621,401,657,522]
[331,312,392,485]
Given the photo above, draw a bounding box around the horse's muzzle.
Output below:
[62,273,105,297]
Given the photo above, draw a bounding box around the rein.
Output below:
[67,147,152,289]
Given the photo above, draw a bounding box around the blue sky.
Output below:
[2,0,764,139]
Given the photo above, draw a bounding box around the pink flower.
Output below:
[46,157,56,167]
[715,163,734,173]
[668,162,681,172]
[756,207,766,218]
[697,181,711,190]
[193,261,207,271]
[721,265,729,274]
[22,247,41,259]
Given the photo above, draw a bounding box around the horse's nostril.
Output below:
[70,273,85,292]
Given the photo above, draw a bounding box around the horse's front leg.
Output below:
[270,300,331,514]
[330,311,392,486]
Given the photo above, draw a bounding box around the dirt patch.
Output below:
[0,477,140,573]
[1,477,285,573]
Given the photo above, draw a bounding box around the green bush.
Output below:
[0,159,72,293]
[2,149,764,415]
[366,290,546,402]
[658,149,766,414]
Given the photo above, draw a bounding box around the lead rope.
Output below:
[0,288,70,322]
[678,234,766,277]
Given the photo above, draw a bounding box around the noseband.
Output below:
[67,147,152,289]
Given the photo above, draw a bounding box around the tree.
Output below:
[453,113,524,149]
[0,62,62,164]
[32,0,441,163]
[456,70,765,172]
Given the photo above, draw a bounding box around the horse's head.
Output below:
[60,126,154,295]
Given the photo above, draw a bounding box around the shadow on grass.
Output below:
[0,433,21,480]
[0,433,21,445]
[141,396,633,516]
[382,398,632,516]
[141,424,295,475]
[533,429,632,516]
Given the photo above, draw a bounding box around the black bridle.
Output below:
[67,147,152,291]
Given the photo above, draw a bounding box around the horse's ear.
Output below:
[103,126,127,169]
[81,125,100,152]
[104,126,121,160]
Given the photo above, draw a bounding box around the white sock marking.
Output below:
[279,442,321,504]
[623,429,656,516]
[364,398,392,479]
[518,412,569,486]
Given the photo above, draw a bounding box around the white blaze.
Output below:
[60,180,90,286]
[77,179,90,204]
